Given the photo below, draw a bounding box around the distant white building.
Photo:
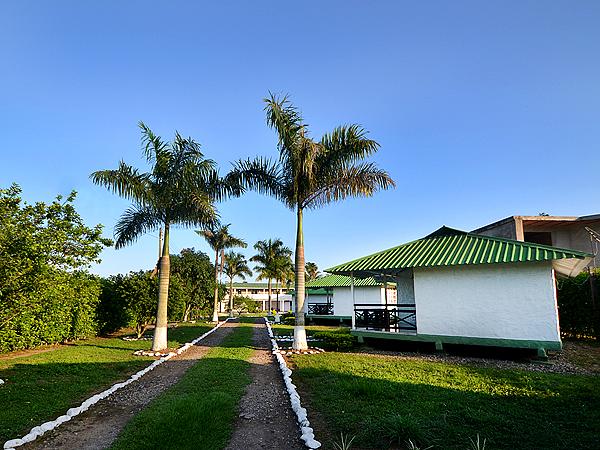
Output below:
[222,282,293,312]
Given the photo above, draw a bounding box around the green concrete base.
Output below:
[351,329,562,352]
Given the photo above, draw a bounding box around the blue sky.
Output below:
[1,1,599,278]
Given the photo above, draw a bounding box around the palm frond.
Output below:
[317,124,380,175]
[138,121,169,164]
[305,162,395,209]
[230,157,290,206]
[90,162,152,203]
[264,93,304,153]
[114,205,161,249]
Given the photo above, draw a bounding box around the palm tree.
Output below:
[305,262,320,281]
[232,94,395,349]
[273,254,294,312]
[223,251,253,317]
[251,239,292,312]
[91,122,237,351]
[197,224,246,321]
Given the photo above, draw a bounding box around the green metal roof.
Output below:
[305,274,390,288]
[326,226,592,277]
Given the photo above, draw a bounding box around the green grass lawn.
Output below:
[111,321,254,450]
[0,322,212,442]
[291,352,600,450]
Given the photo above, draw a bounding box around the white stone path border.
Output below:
[265,318,321,449]
[3,319,231,450]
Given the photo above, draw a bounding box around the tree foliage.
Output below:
[171,248,216,321]
[557,270,600,339]
[0,184,111,352]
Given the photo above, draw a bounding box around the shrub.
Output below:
[313,328,357,351]
[557,270,600,339]
[283,316,296,325]
[234,296,261,313]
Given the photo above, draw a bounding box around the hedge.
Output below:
[557,269,600,339]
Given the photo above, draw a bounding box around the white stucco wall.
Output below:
[331,286,384,316]
[413,262,560,342]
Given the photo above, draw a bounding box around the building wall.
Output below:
[542,225,599,267]
[331,286,386,316]
[413,262,560,342]
[476,219,518,240]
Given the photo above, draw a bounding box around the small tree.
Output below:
[305,262,320,282]
[223,251,253,317]
[170,248,215,321]
[196,224,247,322]
[251,238,292,312]
[117,271,158,339]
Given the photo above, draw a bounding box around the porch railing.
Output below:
[354,303,416,332]
[307,303,334,315]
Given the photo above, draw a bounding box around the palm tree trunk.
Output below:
[276,279,280,311]
[268,278,272,313]
[293,207,308,350]
[152,223,170,351]
[212,248,220,322]
[229,276,234,318]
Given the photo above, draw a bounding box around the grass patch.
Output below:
[0,322,212,442]
[111,321,254,450]
[291,352,600,449]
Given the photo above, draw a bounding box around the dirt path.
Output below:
[25,320,238,450]
[225,319,304,450]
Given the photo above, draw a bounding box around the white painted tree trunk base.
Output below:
[212,311,219,322]
[292,326,308,350]
[151,326,168,351]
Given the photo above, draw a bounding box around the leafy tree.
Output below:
[234,296,261,313]
[170,248,215,321]
[117,271,158,338]
[223,251,252,317]
[196,224,246,321]
[231,94,395,349]
[251,238,292,312]
[91,123,238,350]
[0,184,111,352]
[96,275,128,335]
[305,262,320,281]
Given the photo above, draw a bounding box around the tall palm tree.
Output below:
[91,122,237,351]
[197,224,246,321]
[305,262,320,282]
[223,251,253,317]
[251,238,292,312]
[232,94,395,349]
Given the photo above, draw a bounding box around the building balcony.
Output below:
[307,303,334,315]
[354,304,416,333]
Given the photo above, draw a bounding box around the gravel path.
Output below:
[225,319,304,450]
[24,320,238,450]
